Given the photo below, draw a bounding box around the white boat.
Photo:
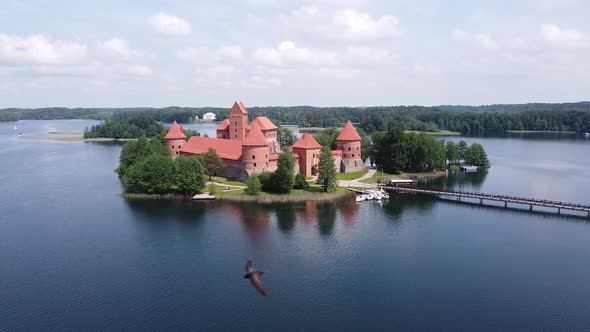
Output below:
[585,132,590,137]
[14,125,17,131]
[366,193,374,200]
[355,195,366,202]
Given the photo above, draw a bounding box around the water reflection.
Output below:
[424,170,488,191]
[381,195,436,221]
[124,198,207,224]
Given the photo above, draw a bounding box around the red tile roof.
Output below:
[242,122,268,146]
[292,133,322,149]
[165,121,186,139]
[336,121,361,141]
[230,101,248,115]
[216,119,230,131]
[253,116,278,130]
[180,136,243,160]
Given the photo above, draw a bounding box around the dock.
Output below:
[192,193,216,200]
[381,186,590,218]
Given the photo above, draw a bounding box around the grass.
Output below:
[360,170,446,184]
[217,186,352,203]
[336,169,369,181]
[210,176,247,186]
[121,193,176,199]
[404,130,461,136]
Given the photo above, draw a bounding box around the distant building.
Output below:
[203,112,216,121]
[165,101,363,181]
[195,114,199,121]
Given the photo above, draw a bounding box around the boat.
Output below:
[585,132,590,137]
[366,193,374,200]
[355,195,366,202]
[14,125,17,131]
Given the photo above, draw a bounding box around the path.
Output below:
[338,169,377,188]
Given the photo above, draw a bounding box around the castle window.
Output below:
[348,147,351,151]
[352,154,355,157]
[235,135,237,138]
[252,155,255,159]
[254,163,257,167]
[235,122,237,125]
[357,147,359,150]
[176,151,179,155]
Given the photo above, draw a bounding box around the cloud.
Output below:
[330,9,400,41]
[319,67,360,79]
[253,41,337,67]
[0,34,87,65]
[241,75,282,88]
[149,12,191,36]
[99,38,147,62]
[540,23,588,48]
[128,64,153,77]
[176,45,243,64]
[452,29,500,51]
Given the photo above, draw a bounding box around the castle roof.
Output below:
[216,119,230,131]
[242,122,268,146]
[292,133,322,149]
[180,136,243,160]
[230,101,248,115]
[336,121,361,141]
[165,121,186,140]
[253,116,278,130]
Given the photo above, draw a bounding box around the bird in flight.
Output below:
[244,260,267,296]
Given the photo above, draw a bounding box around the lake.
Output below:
[1,120,590,331]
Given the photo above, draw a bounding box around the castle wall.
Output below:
[293,147,321,177]
[216,129,229,139]
[242,145,270,171]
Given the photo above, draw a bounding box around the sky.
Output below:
[1,0,589,108]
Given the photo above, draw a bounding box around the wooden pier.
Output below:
[381,186,590,218]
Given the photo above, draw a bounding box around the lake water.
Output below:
[1,120,590,331]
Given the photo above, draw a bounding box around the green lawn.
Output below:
[210,176,246,186]
[336,169,369,181]
[360,170,445,184]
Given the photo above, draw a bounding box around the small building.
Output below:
[195,114,199,121]
[203,112,216,121]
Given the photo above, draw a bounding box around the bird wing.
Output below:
[250,275,267,296]
[245,260,253,273]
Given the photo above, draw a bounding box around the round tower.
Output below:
[336,120,363,173]
[165,121,187,159]
[242,122,269,172]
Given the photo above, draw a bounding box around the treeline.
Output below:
[3,103,590,135]
[84,116,165,139]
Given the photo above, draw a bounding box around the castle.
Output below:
[165,101,364,181]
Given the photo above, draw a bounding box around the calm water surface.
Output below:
[1,121,590,331]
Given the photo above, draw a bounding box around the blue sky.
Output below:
[1,0,589,107]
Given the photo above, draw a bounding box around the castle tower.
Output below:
[165,121,187,159]
[292,133,322,177]
[229,101,248,140]
[336,121,363,173]
[242,122,269,172]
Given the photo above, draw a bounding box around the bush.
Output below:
[293,173,309,189]
[123,154,175,194]
[245,175,262,195]
[258,172,273,192]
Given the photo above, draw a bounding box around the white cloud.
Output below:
[149,12,191,36]
[128,64,153,77]
[177,45,243,64]
[241,75,282,88]
[319,67,360,79]
[343,46,395,65]
[330,9,400,41]
[0,34,87,65]
[540,23,588,48]
[253,41,337,67]
[452,29,500,51]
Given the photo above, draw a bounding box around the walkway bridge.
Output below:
[380,186,590,218]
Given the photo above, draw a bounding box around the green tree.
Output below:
[445,141,459,165]
[123,154,175,194]
[278,127,296,146]
[245,174,262,195]
[174,155,207,196]
[373,128,408,174]
[317,146,337,192]
[465,143,491,168]
[293,173,309,189]
[270,151,295,193]
[258,172,273,192]
[314,127,340,149]
[457,140,468,161]
[202,148,224,181]
[116,136,168,176]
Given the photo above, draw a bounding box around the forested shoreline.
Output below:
[3,102,590,135]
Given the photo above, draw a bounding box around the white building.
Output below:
[203,112,216,121]
[195,114,199,121]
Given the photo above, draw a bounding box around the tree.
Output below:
[245,175,262,195]
[174,155,207,196]
[202,148,224,181]
[270,151,295,193]
[116,136,168,176]
[123,154,175,194]
[317,146,337,192]
[465,143,491,168]
[293,173,309,189]
[278,127,296,146]
[314,128,340,149]
[457,140,468,161]
[445,141,459,165]
[373,128,408,174]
